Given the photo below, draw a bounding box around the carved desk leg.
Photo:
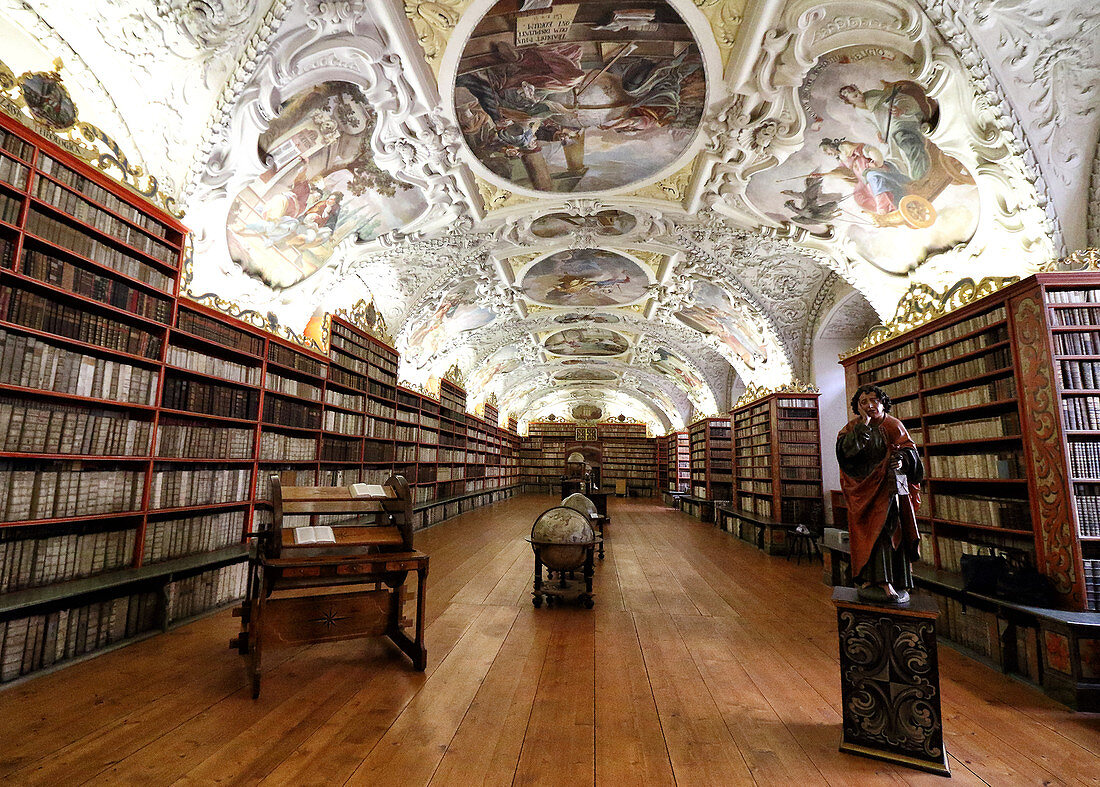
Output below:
[832,587,950,777]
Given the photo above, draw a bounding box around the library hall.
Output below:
[1,0,1100,783]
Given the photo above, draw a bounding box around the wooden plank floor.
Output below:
[1,495,1097,785]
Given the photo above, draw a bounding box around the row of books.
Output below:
[919,325,1007,369]
[923,347,1010,389]
[262,395,320,429]
[330,326,398,368]
[0,236,13,269]
[37,153,172,241]
[328,366,368,393]
[178,308,264,357]
[34,176,176,264]
[920,306,1007,350]
[1068,441,1100,478]
[1044,288,1100,304]
[933,532,1029,574]
[779,467,822,481]
[149,467,251,509]
[320,437,359,462]
[367,419,396,439]
[323,386,362,410]
[1,285,163,359]
[930,492,1031,530]
[268,342,324,377]
[856,341,913,374]
[25,209,173,292]
[324,409,363,435]
[933,595,1002,662]
[165,563,247,624]
[1071,489,1100,537]
[162,376,259,420]
[924,376,1016,414]
[856,356,913,385]
[143,511,244,563]
[0,464,144,522]
[778,429,818,443]
[1050,306,1100,327]
[1084,560,1100,611]
[781,481,820,497]
[0,192,21,225]
[156,422,253,459]
[166,344,260,386]
[892,398,920,419]
[1052,330,1100,356]
[928,451,1025,479]
[738,480,771,494]
[0,590,160,683]
[259,431,315,461]
[1059,359,1100,391]
[22,248,172,323]
[0,526,135,593]
[926,412,1020,443]
[266,373,322,404]
[396,445,436,462]
[0,397,151,456]
[878,375,918,399]
[0,129,33,163]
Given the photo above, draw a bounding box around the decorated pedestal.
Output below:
[832,587,950,777]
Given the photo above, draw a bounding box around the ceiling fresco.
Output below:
[742,47,979,275]
[519,248,650,307]
[226,81,429,290]
[11,0,1084,430]
[452,0,707,193]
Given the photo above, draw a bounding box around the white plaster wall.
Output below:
[812,337,852,525]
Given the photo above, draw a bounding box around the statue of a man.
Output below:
[836,383,924,604]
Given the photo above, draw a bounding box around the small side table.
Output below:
[832,587,950,777]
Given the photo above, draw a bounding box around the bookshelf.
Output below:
[597,422,655,495]
[842,272,1100,616]
[688,417,733,503]
[0,110,255,683]
[731,392,824,527]
[519,420,658,495]
[0,111,521,683]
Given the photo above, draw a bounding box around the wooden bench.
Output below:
[719,508,802,555]
[230,474,428,698]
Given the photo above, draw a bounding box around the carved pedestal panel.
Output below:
[833,587,950,777]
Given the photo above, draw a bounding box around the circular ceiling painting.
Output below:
[453,1,706,193]
[521,249,649,306]
[544,328,629,356]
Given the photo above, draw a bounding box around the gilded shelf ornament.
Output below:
[486,392,499,408]
[839,275,1021,360]
[443,362,466,387]
[735,381,820,408]
[1039,247,1100,272]
[333,298,391,345]
[0,57,182,218]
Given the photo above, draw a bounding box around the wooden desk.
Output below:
[231,475,428,698]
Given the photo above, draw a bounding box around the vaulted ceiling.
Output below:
[2,0,1096,432]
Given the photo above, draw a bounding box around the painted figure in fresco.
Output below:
[838,81,933,180]
[819,138,912,216]
[545,270,633,304]
[836,384,923,605]
[600,49,703,133]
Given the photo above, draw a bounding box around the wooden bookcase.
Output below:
[842,273,1100,613]
[688,417,733,503]
[731,392,824,527]
[597,422,655,495]
[657,434,669,491]
[519,420,658,495]
[0,112,521,684]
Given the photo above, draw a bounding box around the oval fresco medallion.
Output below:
[572,404,604,421]
[226,81,428,290]
[453,1,706,193]
[743,46,978,273]
[555,368,618,382]
[521,249,649,306]
[531,210,637,238]
[544,328,629,357]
